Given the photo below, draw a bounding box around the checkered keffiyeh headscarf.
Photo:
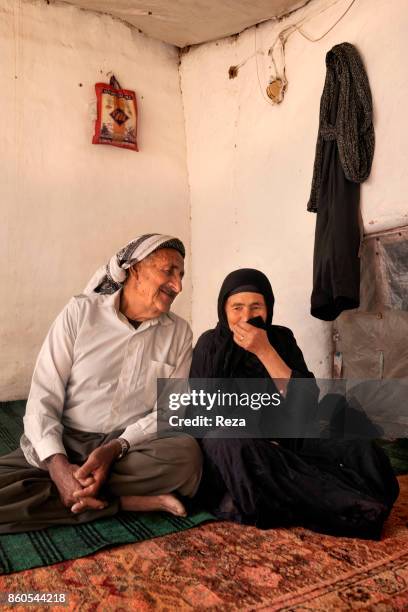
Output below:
[83,234,185,295]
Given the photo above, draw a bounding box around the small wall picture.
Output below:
[92,78,138,151]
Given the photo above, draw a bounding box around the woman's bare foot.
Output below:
[120,493,187,517]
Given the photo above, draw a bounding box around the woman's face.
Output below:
[225,292,267,329]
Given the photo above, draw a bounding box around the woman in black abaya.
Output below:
[191,269,399,539]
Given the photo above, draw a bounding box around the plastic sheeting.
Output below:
[334,310,408,378]
[333,226,408,379]
[359,226,408,312]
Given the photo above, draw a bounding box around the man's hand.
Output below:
[72,441,121,503]
[47,454,107,513]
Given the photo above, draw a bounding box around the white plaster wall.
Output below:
[180,0,408,377]
[1,0,190,399]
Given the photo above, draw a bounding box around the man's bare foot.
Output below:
[120,493,187,517]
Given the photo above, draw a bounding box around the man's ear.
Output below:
[128,263,140,279]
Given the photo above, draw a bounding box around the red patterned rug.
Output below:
[1,476,408,611]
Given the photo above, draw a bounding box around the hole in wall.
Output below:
[228,65,239,79]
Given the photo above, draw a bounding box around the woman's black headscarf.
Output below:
[190,268,314,380]
[190,269,282,378]
[217,268,274,329]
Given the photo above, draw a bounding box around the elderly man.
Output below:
[0,234,202,533]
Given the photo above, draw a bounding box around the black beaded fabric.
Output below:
[307,42,375,213]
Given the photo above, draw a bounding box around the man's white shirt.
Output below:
[21,291,192,468]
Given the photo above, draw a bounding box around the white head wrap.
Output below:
[83,233,185,295]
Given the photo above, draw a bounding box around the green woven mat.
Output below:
[0,401,213,574]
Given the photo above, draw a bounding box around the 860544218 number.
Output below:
[0,592,68,606]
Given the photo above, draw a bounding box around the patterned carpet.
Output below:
[1,475,407,611]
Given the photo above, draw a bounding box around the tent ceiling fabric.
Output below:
[62,0,304,47]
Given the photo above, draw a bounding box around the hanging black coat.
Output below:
[307,43,375,321]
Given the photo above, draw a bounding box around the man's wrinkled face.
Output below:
[129,248,184,316]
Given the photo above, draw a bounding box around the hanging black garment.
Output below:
[191,269,399,539]
[307,43,375,321]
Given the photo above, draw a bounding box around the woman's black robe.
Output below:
[191,269,399,539]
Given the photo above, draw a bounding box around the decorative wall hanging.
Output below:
[92,75,138,151]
